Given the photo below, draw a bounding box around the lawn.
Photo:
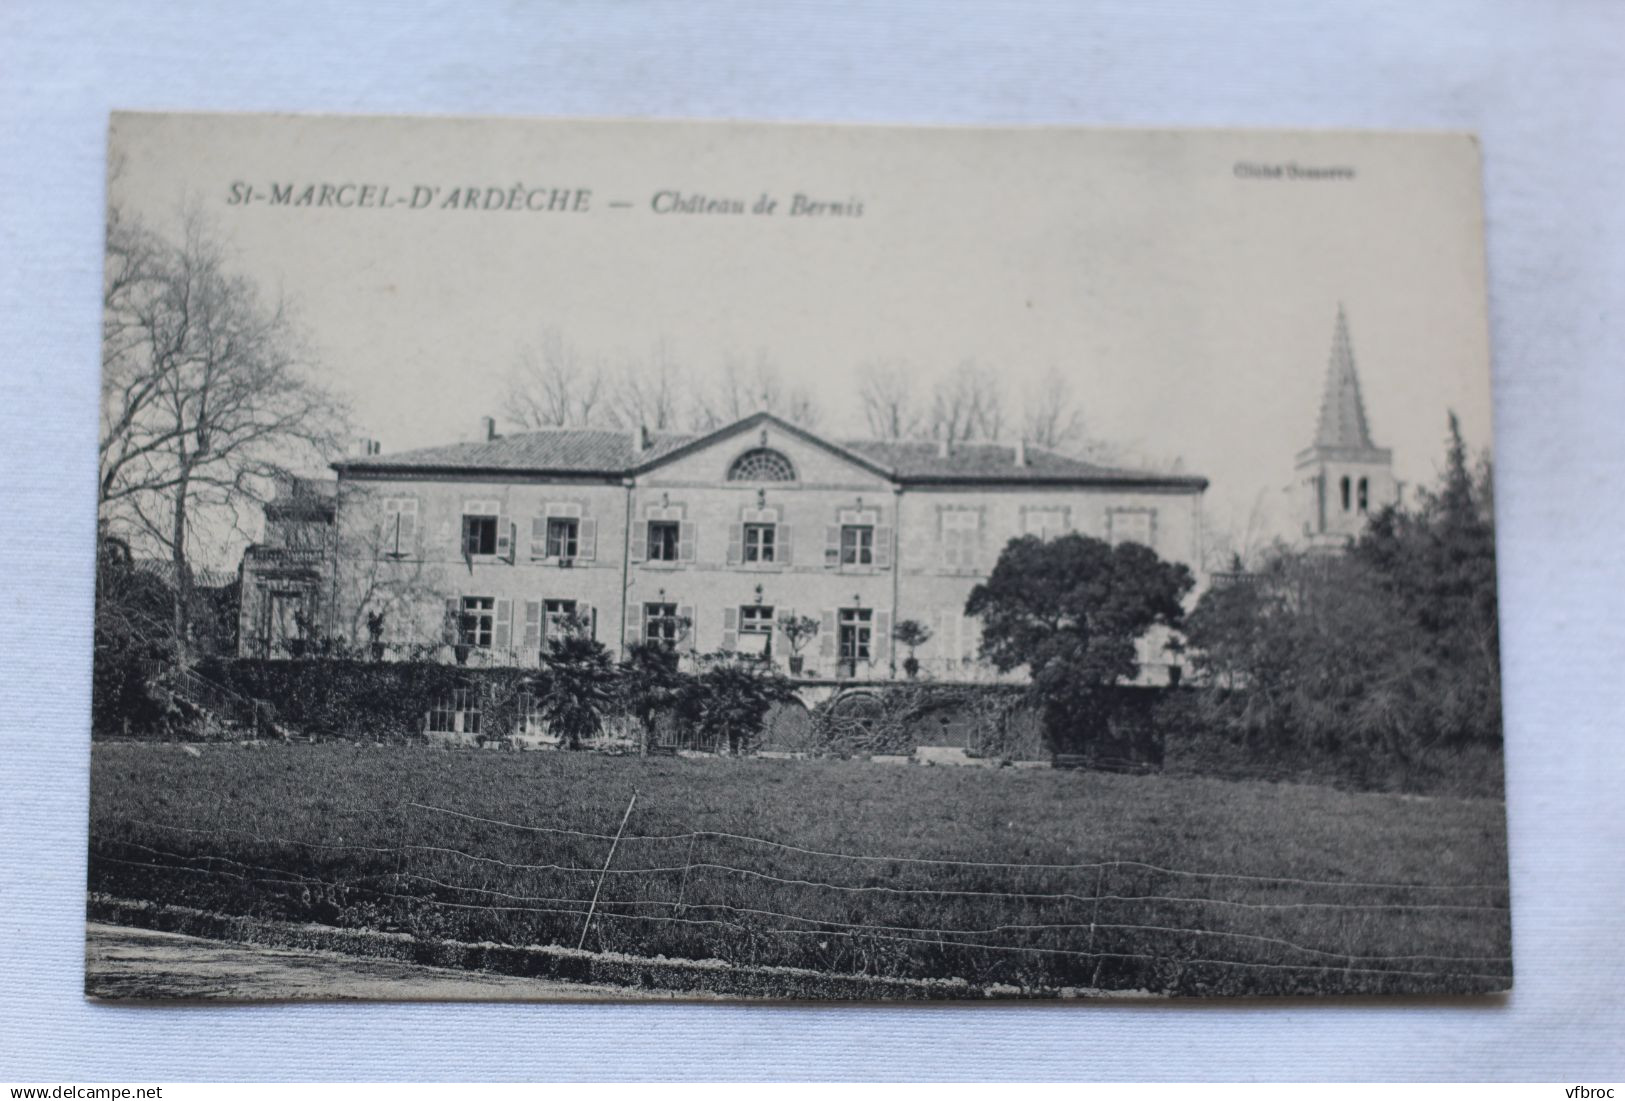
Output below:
[88,743,1512,997]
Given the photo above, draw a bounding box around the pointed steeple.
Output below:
[1313,305,1377,451]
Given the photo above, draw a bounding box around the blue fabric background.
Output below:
[2,0,1622,1081]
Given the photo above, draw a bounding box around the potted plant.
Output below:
[777,613,820,676]
[443,606,470,665]
[365,609,388,661]
[892,618,933,679]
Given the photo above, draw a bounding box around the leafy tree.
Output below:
[891,619,933,679]
[539,630,618,749]
[620,640,694,751]
[1353,413,1500,744]
[92,534,175,736]
[967,533,1192,746]
[1185,414,1500,758]
[690,653,796,755]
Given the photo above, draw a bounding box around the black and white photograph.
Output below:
[88,113,1507,1001]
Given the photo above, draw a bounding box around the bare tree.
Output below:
[608,337,684,431]
[503,328,609,428]
[929,361,1003,444]
[1021,367,1087,451]
[690,349,820,431]
[858,360,925,440]
[99,205,348,664]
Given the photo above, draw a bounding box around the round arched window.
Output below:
[727,448,796,482]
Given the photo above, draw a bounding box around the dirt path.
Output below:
[85,922,701,1002]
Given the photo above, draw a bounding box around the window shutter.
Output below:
[522,600,541,657]
[677,605,695,651]
[630,520,648,563]
[727,523,743,566]
[496,518,514,562]
[587,604,598,641]
[578,517,597,561]
[625,602,643,646]
[444,597,460,643]
[678,523,696,562]
[875,610,892,667]
[530,516,547,559]
[874,527,893,569]
[824,525,840,568]
[722,607,739,651]
[778,524,792,565]
[494,600,513,653]
[819,608,835,658]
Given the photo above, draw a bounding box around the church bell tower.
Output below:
[1295,306,1398,549]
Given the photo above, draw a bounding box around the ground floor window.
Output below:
[645,602,681,645]
[839,607,873,672]
[738,604,775,656]
[460,596,494,648]
[428,687,481,734]
[515,690,545,737]
[543,598,578,641]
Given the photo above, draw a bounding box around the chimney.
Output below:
[937,435,951,459]
[631,424,651,454]
[1014,438,1027,467]
[478,416,498,442]
[349,437,381,458]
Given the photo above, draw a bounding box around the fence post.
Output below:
[1088,860,1113,989]
[674,833,698,914]
[577,789,639,952]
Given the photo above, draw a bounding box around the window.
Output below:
[1340,476,1352,512]
[428,687,481,735]
[744,522,776,563]
[546,517,579,559]
[1357,477,1370,512]
[515,691,544,737]
[1108,510,1155,549]
[942,509,981,568]
[648,521,680,562]
[544,598,579,640]
[740,605,775,635]
[738,605,775,657]
[838,607,873,669]
[460,597,494,648]
[462,515,498,556]
[841,524,874,566]
[644,602,681,645]
[1023,508,1068,540]
[727,448,796,482]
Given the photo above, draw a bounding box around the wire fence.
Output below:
[89,797,1513,995]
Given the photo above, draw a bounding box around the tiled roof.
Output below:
[1313,305,1380,452]
[842,440,1202,486]
[335,415,1204,489]
[336,428,696,475]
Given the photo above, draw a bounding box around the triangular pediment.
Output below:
[635,411,895,484]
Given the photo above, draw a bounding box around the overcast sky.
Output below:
[109,114,1495,552]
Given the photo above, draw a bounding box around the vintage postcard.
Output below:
[90,114,1506,1000]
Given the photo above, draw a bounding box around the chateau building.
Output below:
[240,410,1208,683]
[1294,307,1399,548]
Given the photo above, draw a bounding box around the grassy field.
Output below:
[88,743,1512,997]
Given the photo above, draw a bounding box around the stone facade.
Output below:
[239,412,1207,684]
